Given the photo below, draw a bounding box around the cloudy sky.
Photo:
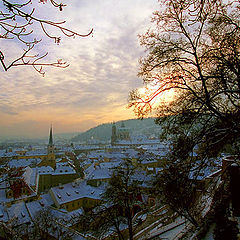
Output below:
[0,0,159,138]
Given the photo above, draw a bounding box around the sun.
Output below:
[138,85,176,106]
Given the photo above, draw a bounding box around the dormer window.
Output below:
[57,194,61,198]
[21,212,25,217]
[66,192,70,196]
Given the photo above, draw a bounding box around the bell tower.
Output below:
[48,125,54,154]
[47,125,56,169]
[111,122,117,145]
[38,126,56,169]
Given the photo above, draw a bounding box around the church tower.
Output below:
[48,126,54,154]
[117,122,130,140]
[47,125,56,169]
[111,122,117,145]
[37,126,56,169]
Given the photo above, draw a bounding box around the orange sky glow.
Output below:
[0,0,159,138]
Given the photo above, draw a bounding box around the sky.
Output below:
[0,0,159,138]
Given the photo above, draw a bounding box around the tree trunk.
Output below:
[127,210,133,240]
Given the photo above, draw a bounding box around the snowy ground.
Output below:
[157,222,188,239]
[137,217,187,240]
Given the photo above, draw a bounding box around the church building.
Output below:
[38,126,56,169]
[111,122,130,145]
[35,126,78,193]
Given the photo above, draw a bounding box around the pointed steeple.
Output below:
[47,125,56,169]
[49,125,53,146]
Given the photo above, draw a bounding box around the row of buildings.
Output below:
[0,125,170,238]
[0,123,238,239]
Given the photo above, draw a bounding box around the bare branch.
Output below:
[0,0,93,75]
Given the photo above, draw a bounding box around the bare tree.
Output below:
[0,0,93,76]
[77,161,146,240]
[101,161,145,240]
[31,208,73,240]
[77,205,126,240]
[129,0,240,235]
[153,161,200,227]
[129,0,240,157]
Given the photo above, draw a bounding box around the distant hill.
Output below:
[71,118,162,142]
[54,132,79,141]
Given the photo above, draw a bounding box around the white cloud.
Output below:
[0,0,158,137]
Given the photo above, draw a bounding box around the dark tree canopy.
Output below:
[129,0,240,158]
[0,0,93,76]
[153,162,200,226]
[128,0,240,232]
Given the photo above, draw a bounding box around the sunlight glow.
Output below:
[138,84,176,106]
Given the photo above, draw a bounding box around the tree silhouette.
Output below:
[129,0,240,234]
[79,161,146,240]
[129,0,240,158]
[102,161,144,240]
[0,0,93,76]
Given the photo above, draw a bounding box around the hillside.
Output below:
[71,118,162,142]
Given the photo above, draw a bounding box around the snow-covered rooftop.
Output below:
[50,180,105,205]
[8,158,41,169]
[7,201,31,225]
[53,162,76,175]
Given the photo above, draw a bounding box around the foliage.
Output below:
[0,0,93,75]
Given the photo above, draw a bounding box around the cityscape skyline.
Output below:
[0,0,158,138]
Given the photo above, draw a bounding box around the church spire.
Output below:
[49,125,53,146]
[46,125,56,169]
